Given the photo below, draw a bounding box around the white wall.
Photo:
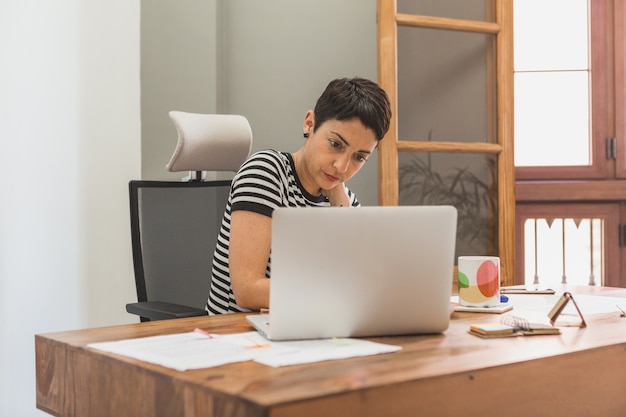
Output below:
[141,0,380,204]
[221,0,379,205]
[0,1,140,415]
[141,0,219,181]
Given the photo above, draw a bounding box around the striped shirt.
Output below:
[207,150,360,314]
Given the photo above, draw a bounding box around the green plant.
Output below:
[399,150,497,255]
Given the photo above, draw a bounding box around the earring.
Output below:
[303,132,309,138]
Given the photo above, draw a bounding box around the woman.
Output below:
[207,77,392,314]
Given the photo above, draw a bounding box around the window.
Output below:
[514,0,591,168]
[515,0,626,287]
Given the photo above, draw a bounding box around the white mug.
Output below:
[458,256,501,307]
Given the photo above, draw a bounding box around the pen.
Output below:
[194,327,216,338]
[500,288,555,295]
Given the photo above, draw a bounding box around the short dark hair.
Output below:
[313,77,392,141]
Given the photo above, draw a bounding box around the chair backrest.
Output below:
[166,111,253,173]
[129,180,231,311]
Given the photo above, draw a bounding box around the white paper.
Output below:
[88,331,400,371]
[562,294,626,315]
[253,336,401,367]
[452,293,626,316]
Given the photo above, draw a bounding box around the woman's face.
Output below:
[298,111,378,196]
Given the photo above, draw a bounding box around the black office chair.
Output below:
[126,111,252,321]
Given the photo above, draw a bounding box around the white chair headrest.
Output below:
[166,111,253,172]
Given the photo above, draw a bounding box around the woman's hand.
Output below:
[321,184,350,207]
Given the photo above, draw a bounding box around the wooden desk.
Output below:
[36,286,626,417]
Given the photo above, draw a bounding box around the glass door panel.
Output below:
[399,151,498,259]
[397,0,492,22]
[397,27,494,144]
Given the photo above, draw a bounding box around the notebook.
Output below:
[246,205,458,340]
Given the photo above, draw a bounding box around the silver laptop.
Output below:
[247,205,457,340]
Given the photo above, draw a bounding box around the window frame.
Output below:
[514,0,613,181]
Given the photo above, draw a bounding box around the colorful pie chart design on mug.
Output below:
[458,259,499,303]
[476,260,499,297]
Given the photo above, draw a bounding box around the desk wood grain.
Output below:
[36,286,626,417]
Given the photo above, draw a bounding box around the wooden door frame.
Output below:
[377,0,516,285]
